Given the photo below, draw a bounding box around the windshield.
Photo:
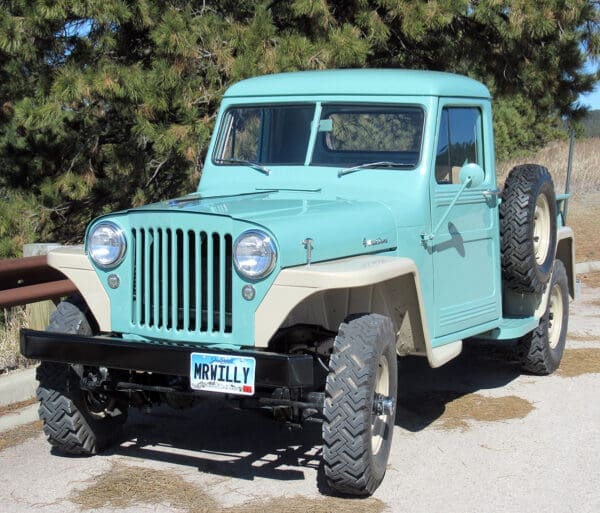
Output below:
[213,103,424,168]
[215,105,314,165]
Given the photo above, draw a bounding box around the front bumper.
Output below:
[20,329,314,388]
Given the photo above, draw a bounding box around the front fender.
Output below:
[47,247,111,332]
[255,255,462,368]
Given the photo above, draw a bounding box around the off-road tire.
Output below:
[36,296,126,455]
[500,164,557,294]
[518,260,569,375]
[46,295,97,335]
[322,314,398,496]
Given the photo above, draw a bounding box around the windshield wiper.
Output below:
[338,161,413,177]
[215,158,271,176]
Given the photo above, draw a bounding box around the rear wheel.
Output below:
[518,260,569,375]
[36,296,127,455]
[322,314,397,496]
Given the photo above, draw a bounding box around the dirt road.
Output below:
[1,285,599,513]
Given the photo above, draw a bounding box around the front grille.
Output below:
[131,226,233,335]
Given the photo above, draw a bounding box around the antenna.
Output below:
[563,128,575,223]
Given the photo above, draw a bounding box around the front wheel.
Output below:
[37,296,127,454]
[37,362,127,454]
[322,314,398,496]
[518,260,569,375]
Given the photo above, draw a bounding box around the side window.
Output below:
[435,107,482,184]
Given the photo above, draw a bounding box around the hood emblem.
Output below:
[302,238,314,266]
[363,237,388,247]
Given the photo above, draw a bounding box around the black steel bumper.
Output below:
[20,329,314,388]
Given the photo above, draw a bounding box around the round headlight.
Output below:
[233,230,277,280]
[88,222,126,269]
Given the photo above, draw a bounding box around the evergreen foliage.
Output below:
[0,1,598,255]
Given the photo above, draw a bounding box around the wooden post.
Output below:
[23,244,62,330]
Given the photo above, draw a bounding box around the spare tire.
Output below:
[500,164,557,294]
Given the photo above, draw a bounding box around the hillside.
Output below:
[582,110,600,137]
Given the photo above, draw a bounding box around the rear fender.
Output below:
[503,226,575,319]
[556,226,575,299]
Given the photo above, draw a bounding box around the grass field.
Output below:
[497,136,600,194]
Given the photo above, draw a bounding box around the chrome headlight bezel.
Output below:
[87,221,127,270]
[233,230,277,280]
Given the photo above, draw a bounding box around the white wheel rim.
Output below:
[548,282,564,349]
[371,355,390,456]
[533,194,551,265]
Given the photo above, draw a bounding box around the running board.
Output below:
[477,316,539,340]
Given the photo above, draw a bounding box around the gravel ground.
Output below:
[0,285,599,513]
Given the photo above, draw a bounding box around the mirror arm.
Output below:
[421,177,472,243]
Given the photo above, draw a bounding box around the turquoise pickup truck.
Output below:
[21,69,574,496]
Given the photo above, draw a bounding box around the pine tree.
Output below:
[0,1,597,254]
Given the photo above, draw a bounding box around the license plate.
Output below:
[190,352,256,396]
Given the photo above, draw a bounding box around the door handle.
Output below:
[482,189,499,203]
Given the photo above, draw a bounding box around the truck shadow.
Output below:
[104,340,522,485]
[395,339,522,431]
[110,400,323,483]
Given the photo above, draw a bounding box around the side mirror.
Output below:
[459,163,485,188]
[422,163,486,244]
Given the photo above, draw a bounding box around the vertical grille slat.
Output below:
[131,224,233,337]
[195,232,203,332]
[171,229,179,331]
[182,231,191,331]
[161,229,169,329]
[152,228,160,328]
[219,234,226,332]
[134,229,143,325]
[206,232,214,333]
[143,229,151,327]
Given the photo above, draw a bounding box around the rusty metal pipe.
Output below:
[0,255,67,291]
[0,255,47,274]
[0,279,78,309]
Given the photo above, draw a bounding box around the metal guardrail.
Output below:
[0,255,77,308]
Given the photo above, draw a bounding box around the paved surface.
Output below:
[1,285,599,513]
[0,367,36,407]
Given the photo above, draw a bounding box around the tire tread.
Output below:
[322,314,397,496]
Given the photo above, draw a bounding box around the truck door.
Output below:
[429,100,502,339]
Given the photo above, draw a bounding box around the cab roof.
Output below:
[223,69,491,99]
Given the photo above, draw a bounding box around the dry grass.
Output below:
[435,393,534,430]
[0,420,42,452]
[579,272,600,288]
[568,194,600,263]
[0,307,33,374]
[0,397,36,416]
[558,348,600,377]
[567,333,598,342]
[399,392,535,431]
[497,137,600,194]
[71,463,387,513]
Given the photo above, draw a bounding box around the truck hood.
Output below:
[130,190,397,267]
